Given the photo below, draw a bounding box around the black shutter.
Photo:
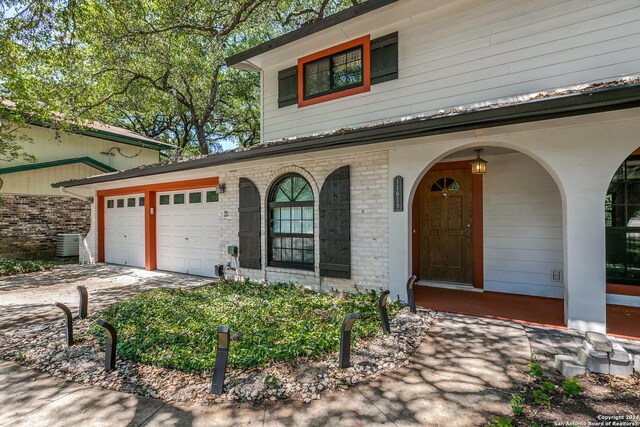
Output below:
[278,66,298,108]
[238,177,261,269]
[370,32,398,85]
[319,166,351,278]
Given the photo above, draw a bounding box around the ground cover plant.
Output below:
[95,280,401,371]
[0,259,59,276]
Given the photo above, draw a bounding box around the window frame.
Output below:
[267,173,315,270]
[297,35,370,108]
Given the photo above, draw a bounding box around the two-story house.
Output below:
[53,0,640,334]
[0,119,170,259]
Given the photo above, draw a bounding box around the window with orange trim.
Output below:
[297,35,370,107]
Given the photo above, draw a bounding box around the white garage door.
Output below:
[104,194,145,268]
[156,188,221,277]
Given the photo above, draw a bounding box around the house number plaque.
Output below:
[393,175,403,212]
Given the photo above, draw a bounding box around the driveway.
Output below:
[0,264,211,330]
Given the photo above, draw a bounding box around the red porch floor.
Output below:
[414,286,640,340]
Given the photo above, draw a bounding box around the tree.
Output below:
[1,0,364,158]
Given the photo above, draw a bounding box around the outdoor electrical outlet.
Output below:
[551,270,563,282]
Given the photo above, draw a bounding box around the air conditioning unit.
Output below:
[56,233,80,257]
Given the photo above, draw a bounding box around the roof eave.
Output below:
[52,83,640,189]
[225,0,399,67]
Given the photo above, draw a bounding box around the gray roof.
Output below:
[52,77,640,189]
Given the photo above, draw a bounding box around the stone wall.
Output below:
[0,194,91,259]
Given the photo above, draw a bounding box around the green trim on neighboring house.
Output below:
[78,128,172,151]
[0,157,117,174]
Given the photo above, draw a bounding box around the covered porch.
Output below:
[414,286,640,340]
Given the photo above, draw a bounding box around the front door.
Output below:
[419,168,473,283]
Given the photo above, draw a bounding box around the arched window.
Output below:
[268,174,314,269]
[606,155,640,285]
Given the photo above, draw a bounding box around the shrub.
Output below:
[563,377,582,397]
[527,362,543,377]
[510,394,524,415]
[541,381,555,394]
[532,389,551,411]
[94,280,401,371]
[487,417,512,427]
[0,259,58,276]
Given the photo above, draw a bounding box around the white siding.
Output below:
[483,153,564,298]
[0,125,160,196]
[262,0,640,140]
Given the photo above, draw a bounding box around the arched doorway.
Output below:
[410,146,568,326]
[411,160,483,288]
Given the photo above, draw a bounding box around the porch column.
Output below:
[563,192,607,333]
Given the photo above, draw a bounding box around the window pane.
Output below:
[281,207,291,220]
[117,199,124,208]
[272,220,280,233]
[627,205,640,226]
[302,220,313,234]
[107,200,114,208]
[304,238,313,250]
[304,250,314,264]
[292,207,302,220]
[292,220,302,233]
[127,198,136,207]
[303,206,313,220]
[159,195,170,205]
[139,197,145,207]
[206,191,218,202]
[272,247,281,261]
[189,192,202,204]
[292,249,303,263]
[174,194,185,204]
[273,208,281,220]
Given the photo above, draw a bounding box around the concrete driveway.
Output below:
[0,264,212,331]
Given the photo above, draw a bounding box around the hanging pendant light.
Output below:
[471,149,488,174]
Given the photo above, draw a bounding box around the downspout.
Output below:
[59,186,94,203]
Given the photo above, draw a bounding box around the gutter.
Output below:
[59,187,94,203]
[51,83,640,189]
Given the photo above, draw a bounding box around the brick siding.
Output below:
[0,194,91,259]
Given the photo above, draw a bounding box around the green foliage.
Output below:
[532,389,551,412]
[562,377,582,397]
[509,394,524,415]
[527,362,543,377]
[94,281,401,371]
[541,381,555,394]
[0,259,57,276]
[486,417,512,427]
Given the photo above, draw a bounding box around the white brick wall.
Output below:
[79,190,98,264]
[218,150,389,293]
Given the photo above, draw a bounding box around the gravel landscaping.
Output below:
[0,280,434,405]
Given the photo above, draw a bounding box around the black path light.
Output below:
[54,302,74,347]
[96,320,117,372]
[210,326,230,395]
[378,290,391,334]
[406,275,418,314]
[77,285,88,319]
[339,313,359,369]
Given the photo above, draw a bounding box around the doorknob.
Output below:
[185,237,189,240]
[465,224,471,237]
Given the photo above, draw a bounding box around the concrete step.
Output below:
[555,355,586,377]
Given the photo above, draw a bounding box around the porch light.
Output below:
[471,149,488,174]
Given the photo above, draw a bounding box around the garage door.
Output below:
[156,188,221,277]
[104,194,145,268]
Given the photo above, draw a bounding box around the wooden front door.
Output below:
[419,168,473,283]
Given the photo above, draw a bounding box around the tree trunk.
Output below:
[195,124,209,155]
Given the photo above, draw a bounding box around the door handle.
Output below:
[185,237,189,240]
[465,224,471,237]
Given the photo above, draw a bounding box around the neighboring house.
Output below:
[0,120,171,258]
[53,0,640,334]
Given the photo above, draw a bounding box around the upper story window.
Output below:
[304,47,363,99]
[278,33,398,109]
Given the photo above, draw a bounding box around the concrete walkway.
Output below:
[0,264,211,330]
[0,312,530,426]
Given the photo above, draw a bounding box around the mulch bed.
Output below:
[0,308,434,405]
